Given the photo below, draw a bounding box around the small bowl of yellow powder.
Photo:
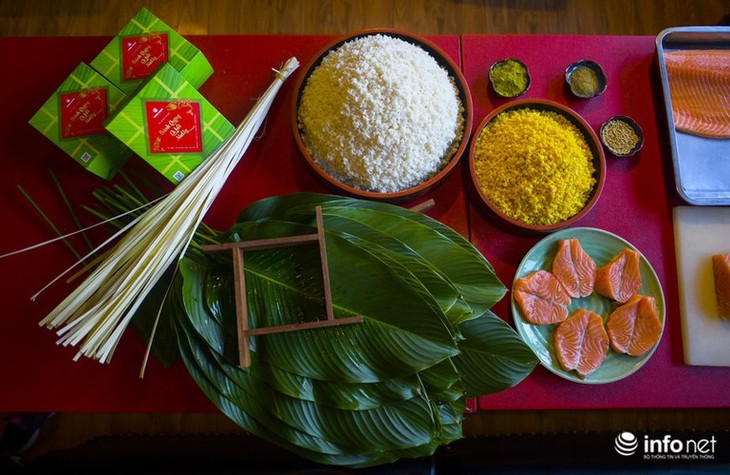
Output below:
[489,58,530,98]
[293,29,473,201]
[565,60,607,99]
[469,99,606,233]
[600,116,644,158]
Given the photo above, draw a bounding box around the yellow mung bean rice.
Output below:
[473,108,596,225]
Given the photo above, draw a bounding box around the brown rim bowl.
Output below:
[600,115,645,158]
[291,28,473,202]
[489,58,531,98]
[468,99,606,234]
[565,59,608,99]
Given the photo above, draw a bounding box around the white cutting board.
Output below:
[673,206,730,366]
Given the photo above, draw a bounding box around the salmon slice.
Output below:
[514,270,571,325]
[664,50,730,139]
[552,239,596,298]
[606,294,662,356]
[713,253,730,320]
[554,309,609,379]
[594,248,642,303]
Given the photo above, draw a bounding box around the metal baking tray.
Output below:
[656,27,730,205]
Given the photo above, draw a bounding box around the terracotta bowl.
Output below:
[291,28,473,202]
[468,99,606,233]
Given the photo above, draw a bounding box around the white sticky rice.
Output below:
[297,34,464,193]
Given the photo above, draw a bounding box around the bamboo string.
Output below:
[48,169,96,255]
[139,265,177,379]
[36,57,300,363]
[16,184,81,260]
[0,196,164,259]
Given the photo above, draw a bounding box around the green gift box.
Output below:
[105,63,235,184]
[90,8,213,95]
[29,62,132,180]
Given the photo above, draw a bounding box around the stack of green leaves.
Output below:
[168,193,537,468]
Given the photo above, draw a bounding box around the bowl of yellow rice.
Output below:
[292,29,473,201]
[468,99,605,233]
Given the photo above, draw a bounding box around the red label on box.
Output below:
[145,100,203,154]
[121,33,169,81]
[59,88,108,138]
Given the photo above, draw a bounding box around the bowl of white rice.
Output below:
[292,29,473,201]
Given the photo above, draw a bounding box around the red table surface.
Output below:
[463,34,730,410]
[0,35,464,412]
[1,34,728,414]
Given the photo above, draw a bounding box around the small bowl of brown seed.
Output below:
[599,116,644,158]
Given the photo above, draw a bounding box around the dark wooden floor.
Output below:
[1,0,729,470]
[1,0,729,36]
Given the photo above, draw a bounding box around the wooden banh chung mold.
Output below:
[202,206,364,368]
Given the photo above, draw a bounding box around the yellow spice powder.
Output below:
[473,108,596,225]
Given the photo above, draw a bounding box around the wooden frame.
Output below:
[201,206,364,368]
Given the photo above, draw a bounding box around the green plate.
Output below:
[512,227,665,384]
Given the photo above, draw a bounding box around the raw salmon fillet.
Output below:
[664,50,730,138]
[552,239,596,298]
[595,248,642,303]
[554,309,609,379]
[713,253,730,320]
[606,294,662,356]
[514,270,571,325]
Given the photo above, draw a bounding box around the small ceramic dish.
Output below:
[600,115,645,157]
[489,58,531,98]
[565,60,607,98]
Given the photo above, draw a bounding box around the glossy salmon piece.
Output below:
[552,239,596,298]
[514,270,571,325]
[594,249,642,303]
[554,309,609,379]
[606,294,662,356]
[713,253,730,320]
[664,50,730,139]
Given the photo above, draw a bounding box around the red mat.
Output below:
[463,34,730,410]
[0,34,727,413]
[0,35,463,412]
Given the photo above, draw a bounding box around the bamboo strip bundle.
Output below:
[38,57,300,363]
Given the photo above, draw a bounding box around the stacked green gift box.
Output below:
[106,63,235,183]
[29,63,132,180]
[90,8,214,95]
[29,8,234,183]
